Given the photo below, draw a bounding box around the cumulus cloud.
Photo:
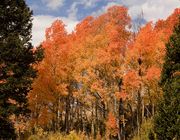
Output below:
[67,0,98,20]
[82,0,97,8]
[67,2,79,20]
[124,0,179,21]
[91,0,179,22]
[32,15,78,46]
[42,0,64,10]
[140,0,179,21]
[121,0,145,7]
[91,2,120,17]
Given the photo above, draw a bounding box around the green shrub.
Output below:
[28,131,87,140]
[28,135,40,140]
[132,119,154,140]
[66,131,82,140]
[47,132,64,140]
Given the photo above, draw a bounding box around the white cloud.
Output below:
[67,0,98,20]
[42,0,64,10]
[141,0,179,21]
[91,0,179,22]
[121,0,145,7]
[32,15,78,46]
[91,2,120,17]
[82,0,97,8]
[127,0,179,21]
[67,2,79,20]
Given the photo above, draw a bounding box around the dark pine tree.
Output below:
[154,18,180,140]
[0,0,37,139]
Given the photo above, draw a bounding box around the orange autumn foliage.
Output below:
[115,91,128,101]
[27,6,180,135]
[28,19,71,127]
[123,8,179,105]
[123,70,140,89]
[146,66,161,81]
[106,112,118,136]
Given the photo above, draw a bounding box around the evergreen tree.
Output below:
[0,0,37,138]
[154,18,180,139]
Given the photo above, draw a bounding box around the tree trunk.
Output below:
[65,93,70,133]
[137,90,141,137]
[142,98,144,122]
[119,98,125,140]
[152,103,155,116]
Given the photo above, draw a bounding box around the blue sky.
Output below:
[26,0,180,46]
